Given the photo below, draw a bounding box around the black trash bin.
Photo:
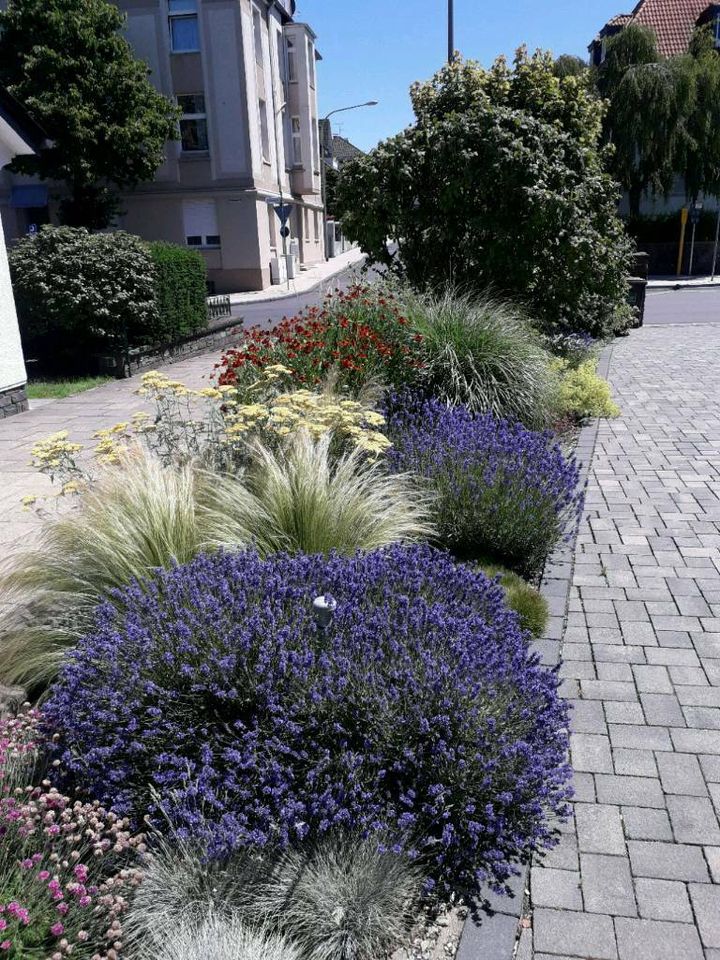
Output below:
[628,251,649,328]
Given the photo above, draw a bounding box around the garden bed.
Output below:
[0,285,618,960]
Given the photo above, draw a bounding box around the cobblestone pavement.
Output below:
[529,323,720,959]
[0,350,222,555]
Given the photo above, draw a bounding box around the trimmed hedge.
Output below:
[148,241,208,342]
[10,226,208,372]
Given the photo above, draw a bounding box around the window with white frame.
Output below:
[268,205,278,252]
[310,117,318,171]
[168,0,200,53]
[307,38,315,87]
[313,210,320,242]
[183,200,220,248]
[253,6,263,64]
[287,36,297,82]
[291,116,302,165]
[259,99,270,161]
[277,29,287,84]
[178,94,208,152]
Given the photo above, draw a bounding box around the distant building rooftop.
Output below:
[590,0,717,61]
[331,135,365,165]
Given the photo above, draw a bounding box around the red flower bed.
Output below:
[216,284,424,392]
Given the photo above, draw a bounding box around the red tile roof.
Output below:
[598,0,713,57]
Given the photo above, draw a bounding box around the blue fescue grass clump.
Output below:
[44,545,571,899]
[384,394,584,578]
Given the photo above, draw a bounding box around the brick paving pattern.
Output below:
[530,323,720,959]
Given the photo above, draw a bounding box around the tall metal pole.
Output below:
[448,0,454,62]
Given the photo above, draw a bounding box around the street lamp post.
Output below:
[448,0,454,62]
[320,100,378,260]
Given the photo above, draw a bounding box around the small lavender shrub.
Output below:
[384,395,584,578]
[45,546,571,898]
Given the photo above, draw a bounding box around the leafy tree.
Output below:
[0,0,179,228]
[554,54,589,79]
[325,165,340,219]
[679,26,720,204]
[597,24,693,216]
[336,51,634,338]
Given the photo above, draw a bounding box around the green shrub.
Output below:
[479,563,549,637]
[402,289,557,428]
[148,241,208,343]
[10,225,158,367]
[554,358,620,419]
[337,53,635,339]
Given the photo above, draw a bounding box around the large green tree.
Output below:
[597,24,693,216]
[0,0,179,228]
[336,50,634,338]
[679,26,720,204]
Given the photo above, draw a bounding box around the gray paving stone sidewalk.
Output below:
[0,350,223,555]
[529,323,720,959]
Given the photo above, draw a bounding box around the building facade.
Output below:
[0,88,46,417]
[0,0,325,293]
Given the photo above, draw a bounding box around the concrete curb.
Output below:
[648,279,720,290]
[455,346,612,960]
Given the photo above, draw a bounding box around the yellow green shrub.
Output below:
[553,359,620,419]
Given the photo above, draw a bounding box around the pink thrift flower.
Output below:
[50,922,64,937]
[56,902,69,915]
[0,943,10,952]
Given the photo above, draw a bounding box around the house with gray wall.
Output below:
[0,0,325,293]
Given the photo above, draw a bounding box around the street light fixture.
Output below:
[320,99,378,260]
[322,100,379,122]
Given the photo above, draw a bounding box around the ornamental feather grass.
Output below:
[401,288,557,428]
[0,442,432,690]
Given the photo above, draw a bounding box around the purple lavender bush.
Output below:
[384,394,584,578]
[44,545,571,899]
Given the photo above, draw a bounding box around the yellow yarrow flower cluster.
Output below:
[93,424,132,466]
[224,389,391,453]
[30,431,83,471]
[135,370,192,398]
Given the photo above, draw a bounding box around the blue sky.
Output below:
[299,0,625,151]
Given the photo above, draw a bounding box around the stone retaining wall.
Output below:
[0,384,28,419]
[95,316,245,379]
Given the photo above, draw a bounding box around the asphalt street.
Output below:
[230,261,378,330]
[645,286,720,325]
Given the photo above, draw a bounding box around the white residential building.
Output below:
[0,87,45,418]
[0,0,325,293]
